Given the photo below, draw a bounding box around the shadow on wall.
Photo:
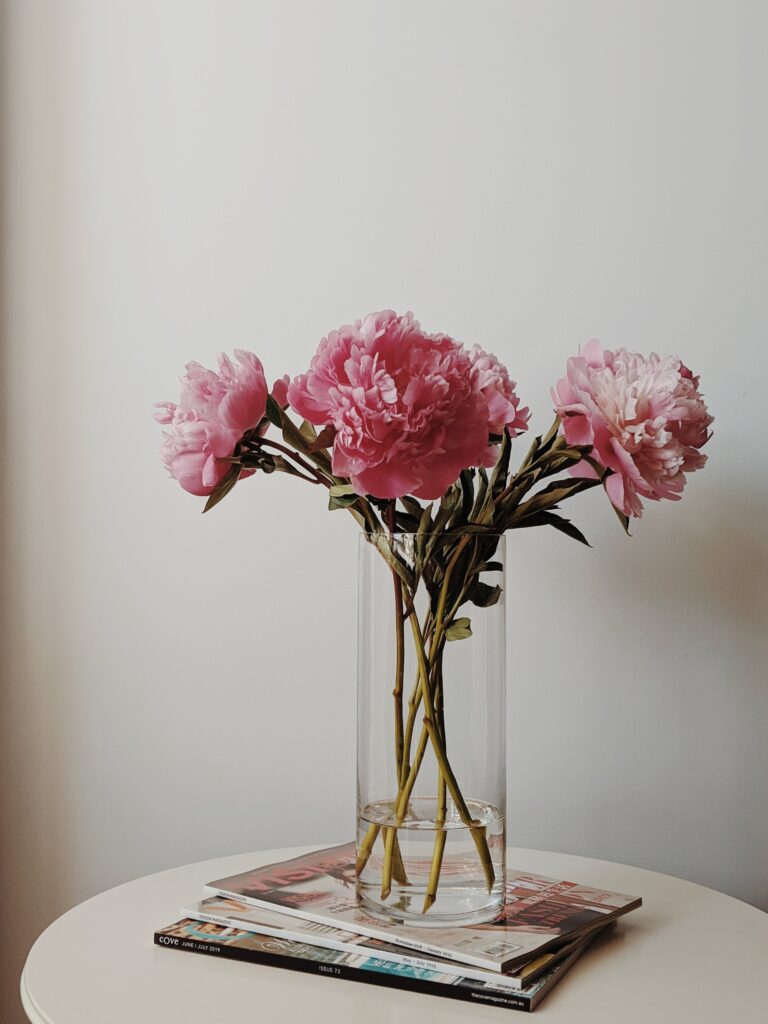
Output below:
[510,479,768,910]
[632,485,767,633]
[0,5,74,1022]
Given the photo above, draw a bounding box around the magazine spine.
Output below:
[182,906,526,991]
[203,885,502,972]
[153,930,533,1012]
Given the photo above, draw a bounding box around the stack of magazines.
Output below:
[154,843,641,1012]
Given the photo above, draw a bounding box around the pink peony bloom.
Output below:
[552,339,713,517]
[156,350,268,496]
[469,345,530,466]
[469,345,530,437]
[158,414,242,496]
[288,311,491,499]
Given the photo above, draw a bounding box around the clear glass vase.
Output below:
[356,532,506,927]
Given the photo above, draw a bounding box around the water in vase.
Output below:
[356,796,506,926]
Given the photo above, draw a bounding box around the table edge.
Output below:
[20,968,52,1024]
[19,844,767,1024]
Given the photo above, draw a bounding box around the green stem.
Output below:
[385,502,408,888]
[356,823,380,875]
[423,787,447,913]
[357,822,407,886]
[400,678,421,789]
[380,723,430,899]
[385,504,406,784]
[381,537,496,903]
[411,612,494,893]
[429,535,471,653]
[423,661,447,912]
[412,558,496,897]
[391,829,407,885]
[252,437,329,484]
[399,610,432,788]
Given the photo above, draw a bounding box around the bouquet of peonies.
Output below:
[156,310,713,916]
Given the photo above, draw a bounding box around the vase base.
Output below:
[356,888,504,928]
[355,797,505,927]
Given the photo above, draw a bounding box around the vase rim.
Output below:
[359,530,507,540]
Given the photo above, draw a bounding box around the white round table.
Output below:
[21,846,767,1023]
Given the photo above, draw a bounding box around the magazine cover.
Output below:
[182,895,604,992]
[205,842,640,972]
[155,917,598,1012]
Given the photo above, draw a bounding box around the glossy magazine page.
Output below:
[155,917,598,1012]
[205,842,640,971]
[182,895,605,991]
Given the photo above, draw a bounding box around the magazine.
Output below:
[155,917,601,1012]
[182,895,608,992]
[205,842,641,972]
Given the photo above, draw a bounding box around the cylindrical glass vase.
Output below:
[356,532,506,927]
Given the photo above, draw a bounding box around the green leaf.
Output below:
[611,501,632,535]
[272,455,302,475]
[548,516,591,546]
[369,534,415,591]
[299,420,318,444]
[328,483,359,510]
[265,394,283,428]
[394,511,421,532]
[445,617,473,641]
[478,560,504,574]
[347,507,367,529]
[471,466,490,522]
[469,582,502,608]
[400,496,424,518]
[451,469,475,528]
[417,502,434,536]
[240,451,281,472]
[328,494,359,510]
[490,430,512,499]
[202,463,241,513]
[514,510,591,546]
[413,501,434,580]
[429,487,460,538]
[280,413,312,453]
[519,432,542,471]
[424,488,461,565]
[520,418,562,472]
[512,476,602,520]
[308,424,336,452]
[535,475,602,502]
[264,395,334,474]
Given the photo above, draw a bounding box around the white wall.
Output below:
[2,1,767,1019]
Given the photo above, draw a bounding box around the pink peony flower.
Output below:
[469,345,530,437]
[155,350,268,496]
[552,339,713,517]
[157,414,242,496]
[288,311,492,499]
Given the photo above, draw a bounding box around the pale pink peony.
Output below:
[156,414,242,496]
[552,339,713,517]
[155,350,268,496]
[288,311,492,499]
